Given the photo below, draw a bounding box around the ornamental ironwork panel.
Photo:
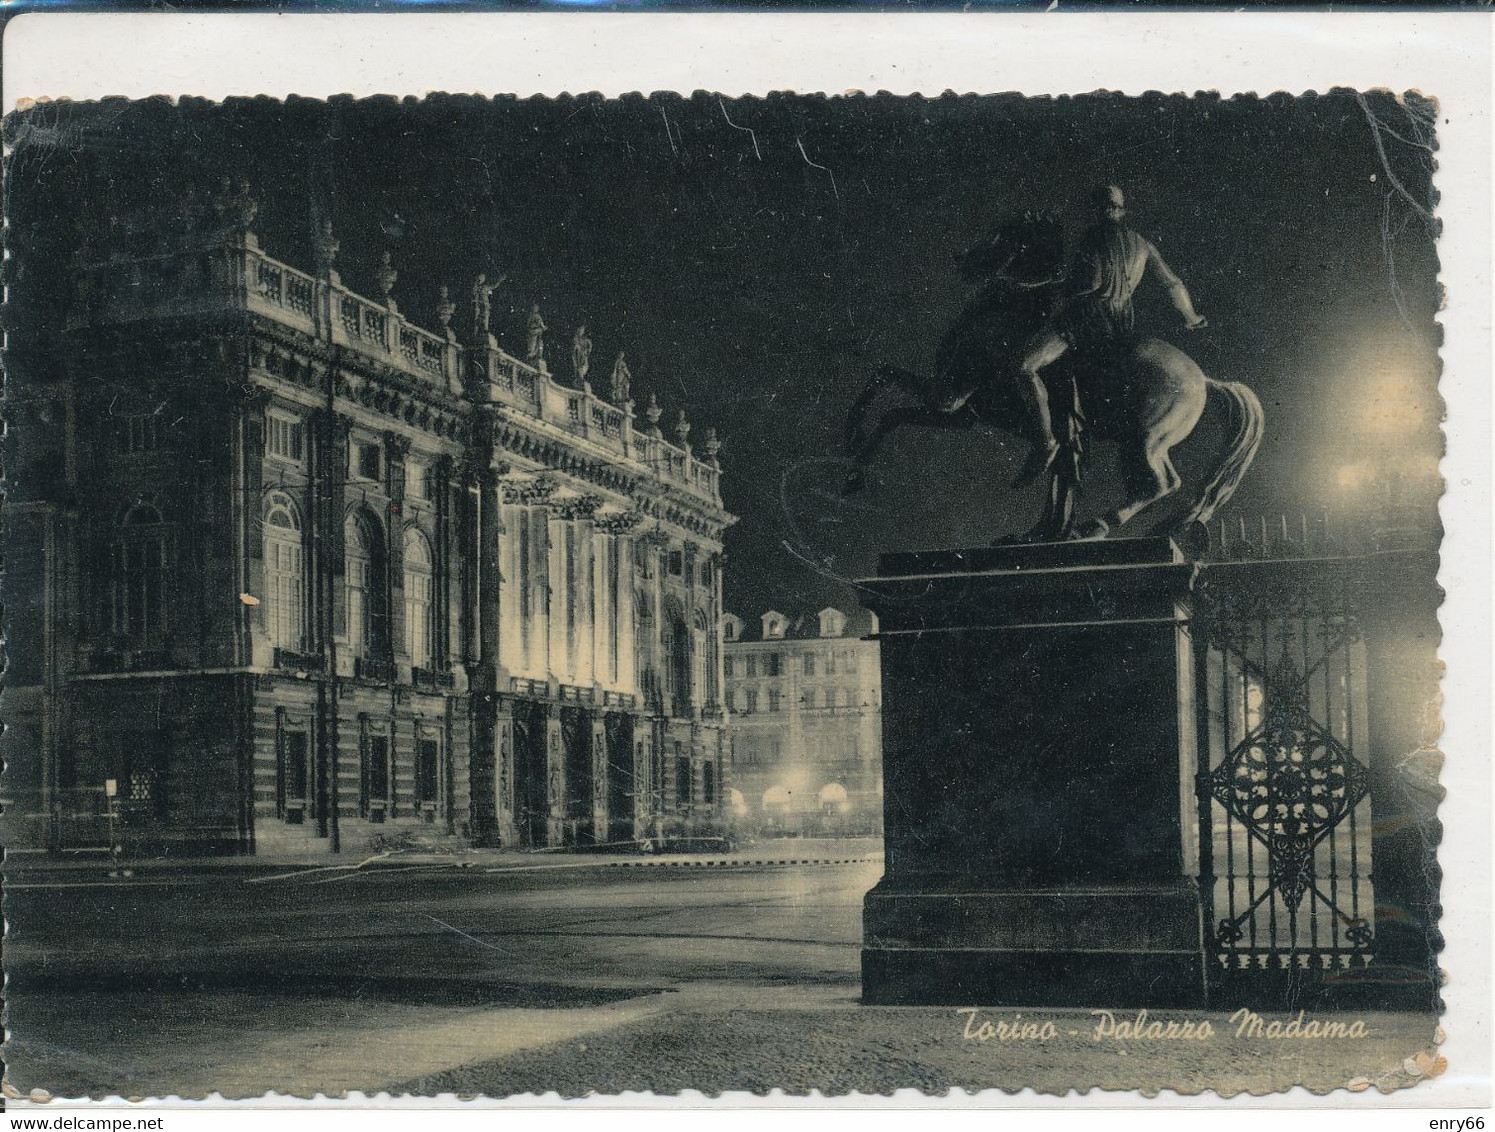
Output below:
[1194,570,1375,982]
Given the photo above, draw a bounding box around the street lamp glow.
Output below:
[1335,462,1375,490]
[1360,371,1437,436]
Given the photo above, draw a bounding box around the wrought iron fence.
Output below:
[1193,567,1375,1000]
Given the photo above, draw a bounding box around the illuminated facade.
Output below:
[722,608,882,835]
[4,189,734,856]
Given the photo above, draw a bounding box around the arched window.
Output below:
[635,589,656,700]
[110,503,167,640]
[692,607,711,706]
[344,512,387,658]
[263,492,304,650]
[763,784,792,811]
[403,527,435,668]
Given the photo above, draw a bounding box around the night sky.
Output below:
[8,91,1442,620]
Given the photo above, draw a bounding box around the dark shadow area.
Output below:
[5,969,663,1009]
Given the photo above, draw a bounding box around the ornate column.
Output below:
[709,550,726,715]
[234,386,272,667]
[596,511,644,693]
[554,495,602,688]
[313,406,353,850]
[637,524,670,712]
[462,454,504,848]
[430,454,456,671]
[384,432,411,666]
[312,218,341,345]
[683,542,700,714]
[501,476,559,678]
[477,463,505,672]
[458,455,483,668]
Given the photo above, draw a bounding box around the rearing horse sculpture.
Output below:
[843,213,1264,547]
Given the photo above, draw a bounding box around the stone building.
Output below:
[4,186,735,856]
[721,608,882,836]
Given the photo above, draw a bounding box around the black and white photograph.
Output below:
[0,16,1479,1104]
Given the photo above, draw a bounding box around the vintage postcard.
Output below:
[0,13,1486,1108]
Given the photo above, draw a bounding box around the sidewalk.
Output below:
[4,837,884,881]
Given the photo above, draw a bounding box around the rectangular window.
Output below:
[282,730,309,811]
[668,550,684,577]
[745,689,758,714]
[404,572,433,668]
[116,414,160,455]
[413,459,439,502]
[844,649,859,674]
[825,688,837,709]
[268,538,304,650]
[356,442,382,482]
[346,555,369,657]
[698,561,712,586]
[768,688,781,712]
[111,537,166,639]
[362,733,390,815]
[723,656,734,678]
[803,653,816,677]
[267,413,304,463]
[766,653,782,676]
[116,729,169,819]
[702,761,716,806]
[416,739,440,806]
[675,753,693,806]
[826,651,837,675]
[745,655,757,678]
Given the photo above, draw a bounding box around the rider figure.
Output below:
[940,184,1208,486]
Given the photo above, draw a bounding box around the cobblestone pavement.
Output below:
[4,857,1442,1101]
[390,999,1442,1099]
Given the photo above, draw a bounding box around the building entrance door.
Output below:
[512,701,549,849]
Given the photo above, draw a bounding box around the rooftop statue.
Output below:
[609,351,632,404]
[844,186,1263,549]
[471,272,506,338]
[526,303,548,366]
[572,324,594,387]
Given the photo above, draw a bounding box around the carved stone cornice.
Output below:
[552,494,604,522]
[637,526,672,549]
[594,510,646,536]
[501,476,560,507]
[233,385,274,412]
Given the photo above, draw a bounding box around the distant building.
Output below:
[3,184,735,856]
[722,607,882,835]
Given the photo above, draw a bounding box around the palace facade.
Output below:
[4,187,735,856]
[722,608,882,836]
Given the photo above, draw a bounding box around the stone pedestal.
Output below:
[861,538,1207,1007]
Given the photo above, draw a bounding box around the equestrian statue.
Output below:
[843,185,1264,550]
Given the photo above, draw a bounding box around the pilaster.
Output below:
[494,707,518,846]
[590,712,609,844]
[546,711,565,846]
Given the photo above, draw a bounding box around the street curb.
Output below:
[596,856,882,869]
[5,853,885,883]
